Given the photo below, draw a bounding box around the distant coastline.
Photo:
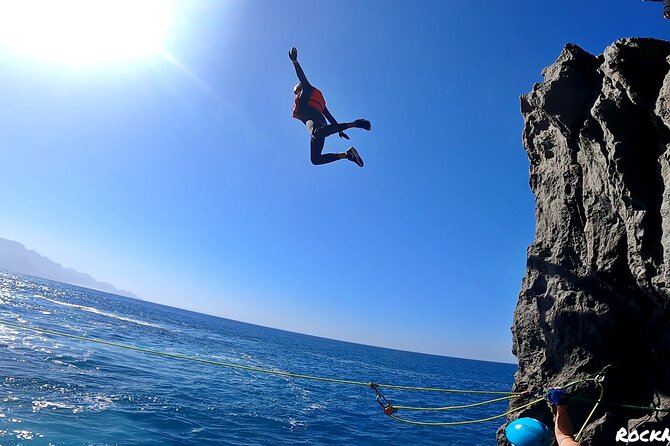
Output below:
[0,237,138,299]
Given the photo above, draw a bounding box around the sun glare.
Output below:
[0,0,174,65]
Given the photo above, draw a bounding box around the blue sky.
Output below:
[0,0,667,362]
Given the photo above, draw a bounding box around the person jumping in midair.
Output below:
[289,47,371,167]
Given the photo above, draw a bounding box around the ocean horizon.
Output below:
[1,271,517,445]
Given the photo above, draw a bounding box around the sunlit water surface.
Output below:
[0,271,516,445]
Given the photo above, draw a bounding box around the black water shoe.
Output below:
[346,147,364,167]
[354,119,372,131]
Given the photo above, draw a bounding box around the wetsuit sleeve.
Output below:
[292,61,311,87]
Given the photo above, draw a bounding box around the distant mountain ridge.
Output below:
[0,237,138,298]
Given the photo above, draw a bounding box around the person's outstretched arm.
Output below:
[555,405,581,445]
[547,389,581,445]
[289,47,310,87]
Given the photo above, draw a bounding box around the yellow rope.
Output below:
[377,383,524,396]
[394,394,518,411]
[575,380,604,442]
[0,320,373,386]
[387,396,546,426]
[0,319,613,431]
[0,320,519,395]
[386,375,607,427]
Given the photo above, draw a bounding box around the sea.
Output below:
[0,271,517,446]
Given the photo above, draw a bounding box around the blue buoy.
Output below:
[505,417,553,446]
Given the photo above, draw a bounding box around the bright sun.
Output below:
[0,0,174,65]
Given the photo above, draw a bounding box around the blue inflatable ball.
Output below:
[505,417,553,446]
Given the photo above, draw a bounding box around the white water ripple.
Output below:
[38,296,161,329]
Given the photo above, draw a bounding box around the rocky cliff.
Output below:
[502,38,670,444]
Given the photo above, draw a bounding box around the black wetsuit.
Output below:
[292,66,352,165]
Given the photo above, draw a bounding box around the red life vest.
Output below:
[293,87,326,119]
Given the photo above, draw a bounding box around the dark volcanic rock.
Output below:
[501,38,670,445]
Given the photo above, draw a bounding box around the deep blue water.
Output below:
[0,271,516,445]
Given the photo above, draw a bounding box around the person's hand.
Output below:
[339,131,350,140]
[289,47,298,61]
[546,388,570,406]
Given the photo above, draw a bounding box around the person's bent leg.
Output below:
[312,119,372,139]
[310,137,347,165]
[312,122,350,139]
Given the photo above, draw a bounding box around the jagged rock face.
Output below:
[501,38,670,445]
